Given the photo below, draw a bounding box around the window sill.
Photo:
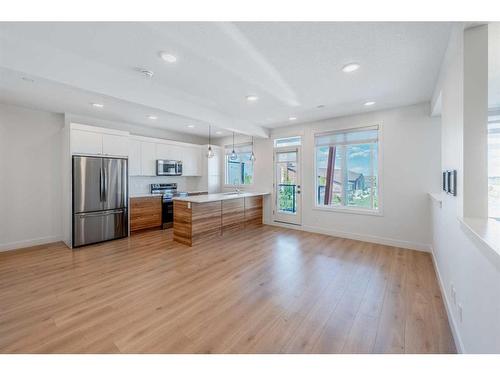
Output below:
[458,216,500,260]
[313,205,383,217]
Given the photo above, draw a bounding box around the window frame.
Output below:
[312,124,383,216]
[223,142,255,187]
[274,136,302,148]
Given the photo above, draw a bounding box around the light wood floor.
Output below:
[0,225,456,353]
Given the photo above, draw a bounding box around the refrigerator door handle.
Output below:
[77,209,125,218]
[99,167,104,202]
[103,166,107,202]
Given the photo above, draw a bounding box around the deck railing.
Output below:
[277,184,296,213]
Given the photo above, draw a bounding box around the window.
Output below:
[315,126,379,212]
[488,118,500,218]
[274,136,301,148]
[225,143,254,185]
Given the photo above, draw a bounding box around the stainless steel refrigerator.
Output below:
[72,156,128,247]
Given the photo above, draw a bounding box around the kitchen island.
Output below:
[173,192,270,246]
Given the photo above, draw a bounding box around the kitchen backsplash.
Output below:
[129,176,205,195]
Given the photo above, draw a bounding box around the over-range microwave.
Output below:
[156,160,183,176]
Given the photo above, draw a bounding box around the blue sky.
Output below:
[317,144,376,177]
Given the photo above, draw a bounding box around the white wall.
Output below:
[0,102,64,250]
[218,102,441,251]
[430,24,500,353]
[463,26,488,217]
[129,176,205,195]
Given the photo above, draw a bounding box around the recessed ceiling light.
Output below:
[187,125,195,128]
[92,103,104,108]
[246,95,259,102]
[342,63,361,73]
[147,115,158,120]
[159,52,177,63]
[342,63,360,73]
[215,131,222,135]
[289,117,297,121]
[364,101,376,106]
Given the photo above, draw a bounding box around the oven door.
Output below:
[162,200,174,228]
[157,160,177,176]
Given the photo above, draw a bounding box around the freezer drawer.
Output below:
[73,209,128,247]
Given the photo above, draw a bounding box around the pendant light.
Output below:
[207,124,214,158]
[230,132,238,161]
[250,136,256,162]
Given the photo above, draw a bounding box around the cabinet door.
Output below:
[156,143,182,161]
[182,146,202,176]
[71,129,102,155]
[208,147,221,176]
[129,139,141,176]
[130,197,162,231]
[141,142,157,176]
[102,134,129,157]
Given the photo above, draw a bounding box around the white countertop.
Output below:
[173,191,270,203]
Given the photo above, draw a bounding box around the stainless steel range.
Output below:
[150,183,187,228]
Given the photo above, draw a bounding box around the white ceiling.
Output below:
[0,22,453,137]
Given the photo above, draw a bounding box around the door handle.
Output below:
[99,168,104,202]
[78,209,124,218]
[103,166,107,202]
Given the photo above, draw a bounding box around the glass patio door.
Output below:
[274,147,301,225]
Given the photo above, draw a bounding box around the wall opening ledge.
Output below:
[458,216,500,269]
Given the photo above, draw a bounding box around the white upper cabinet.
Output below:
[207,145,222,193]
[141,141,157,176]
[128,139,157,176]
[208,146,222,176]
[156,143,182,161]
[182,146,202,176]
[102,134,129,157]
[70,124,129,157]
[70,124,208,178]
[71,129,103,155]
[128,139,141,176]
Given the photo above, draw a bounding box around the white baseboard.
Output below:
[266,220,431,252]
[0,235,62,252]
[430,247,465,353]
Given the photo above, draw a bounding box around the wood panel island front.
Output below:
[173,192,269,246]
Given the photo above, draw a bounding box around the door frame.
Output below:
[273,145,302,225]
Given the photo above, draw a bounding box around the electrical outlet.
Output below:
[451,285,457,305]
[458,303,463,323]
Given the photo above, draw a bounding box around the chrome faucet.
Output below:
[233,179,240,194]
